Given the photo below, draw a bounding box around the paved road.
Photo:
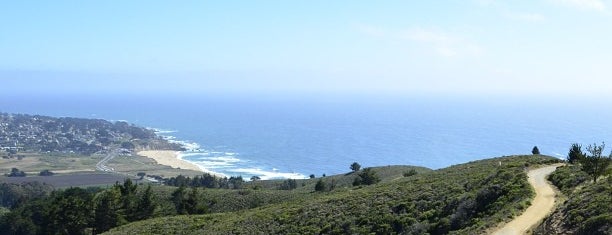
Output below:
[95,150,118,172]
[492,164,563,235]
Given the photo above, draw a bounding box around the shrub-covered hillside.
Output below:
[0,165,428,234]
[106,155,560,235]
[535,165,611,235]
[246,165,432,192]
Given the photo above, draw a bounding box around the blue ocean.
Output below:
[2,93,611,179]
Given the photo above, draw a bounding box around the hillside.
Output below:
[245,165,432,192]
[105,155,560,235]
[0,165,428,234]
[534,165,612,235]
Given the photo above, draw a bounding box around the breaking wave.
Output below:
[154,128,305,180]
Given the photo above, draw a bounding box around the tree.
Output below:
[118,178,137,196]
[250,176,261,181]
[350,162,361,172]
[353,168,380,186]
[185,187,206,214]
[39,170,54,176]
[309,174,315,179]
[567,143,585,164]
[314,179,326,192]
[280,179,297,190]
[117,179,138,221]
[7,168,26,177]
[137,172,146,180]
[93,187,125,233]
[0,181,53,209]
[201,173,220,188]
[0,212,38,235]
[47,188,93,235]
[171,186,187,214]
[167,175,188,187]
[135,185,156,220]
[228,176,244,189]
[581,143,612,183]
[532,146,540,155]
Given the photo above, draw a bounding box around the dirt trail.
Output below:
[492,164,563,235]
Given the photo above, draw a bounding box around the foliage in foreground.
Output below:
[106,155,560,235]
[0,165,421,234]
[0,180,151,234]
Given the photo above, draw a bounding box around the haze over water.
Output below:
[2,93,611,179]
[2,1,612,179]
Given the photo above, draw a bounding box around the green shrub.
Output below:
[105,155,557,235]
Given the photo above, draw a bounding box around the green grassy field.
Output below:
[105,154,203,178]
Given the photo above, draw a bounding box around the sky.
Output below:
[1,0,611,97]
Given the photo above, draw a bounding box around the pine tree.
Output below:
[353,168,380,186]
[93,188,125,233]
[135,185,156,220]
[532,146,540,155]
[171,186,187,214]
[567,143,584,164]
[185,187,206,214]
[118,179,138,221]
[45,188,93,235]
[350,162,361,172]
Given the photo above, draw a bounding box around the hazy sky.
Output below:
[1,0,611,96]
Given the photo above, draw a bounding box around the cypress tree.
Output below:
[532,146,540,155]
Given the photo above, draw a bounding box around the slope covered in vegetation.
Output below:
[0,165,425,234]
[106,155,560,235]
[535,165,612,235]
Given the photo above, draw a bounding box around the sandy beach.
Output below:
[138,150,203,172]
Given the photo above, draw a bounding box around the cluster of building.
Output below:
[0,113,178,155]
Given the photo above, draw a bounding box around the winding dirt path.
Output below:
[492,164,563,235]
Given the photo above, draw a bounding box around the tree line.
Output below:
[164,173,245,189]
[0,182,53,209]
[0,179,171,234]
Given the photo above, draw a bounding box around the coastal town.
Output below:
[0,112,183,157]
[0,112,204,189]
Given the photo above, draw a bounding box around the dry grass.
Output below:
[0,151,202,180]
[106,154,203,178]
